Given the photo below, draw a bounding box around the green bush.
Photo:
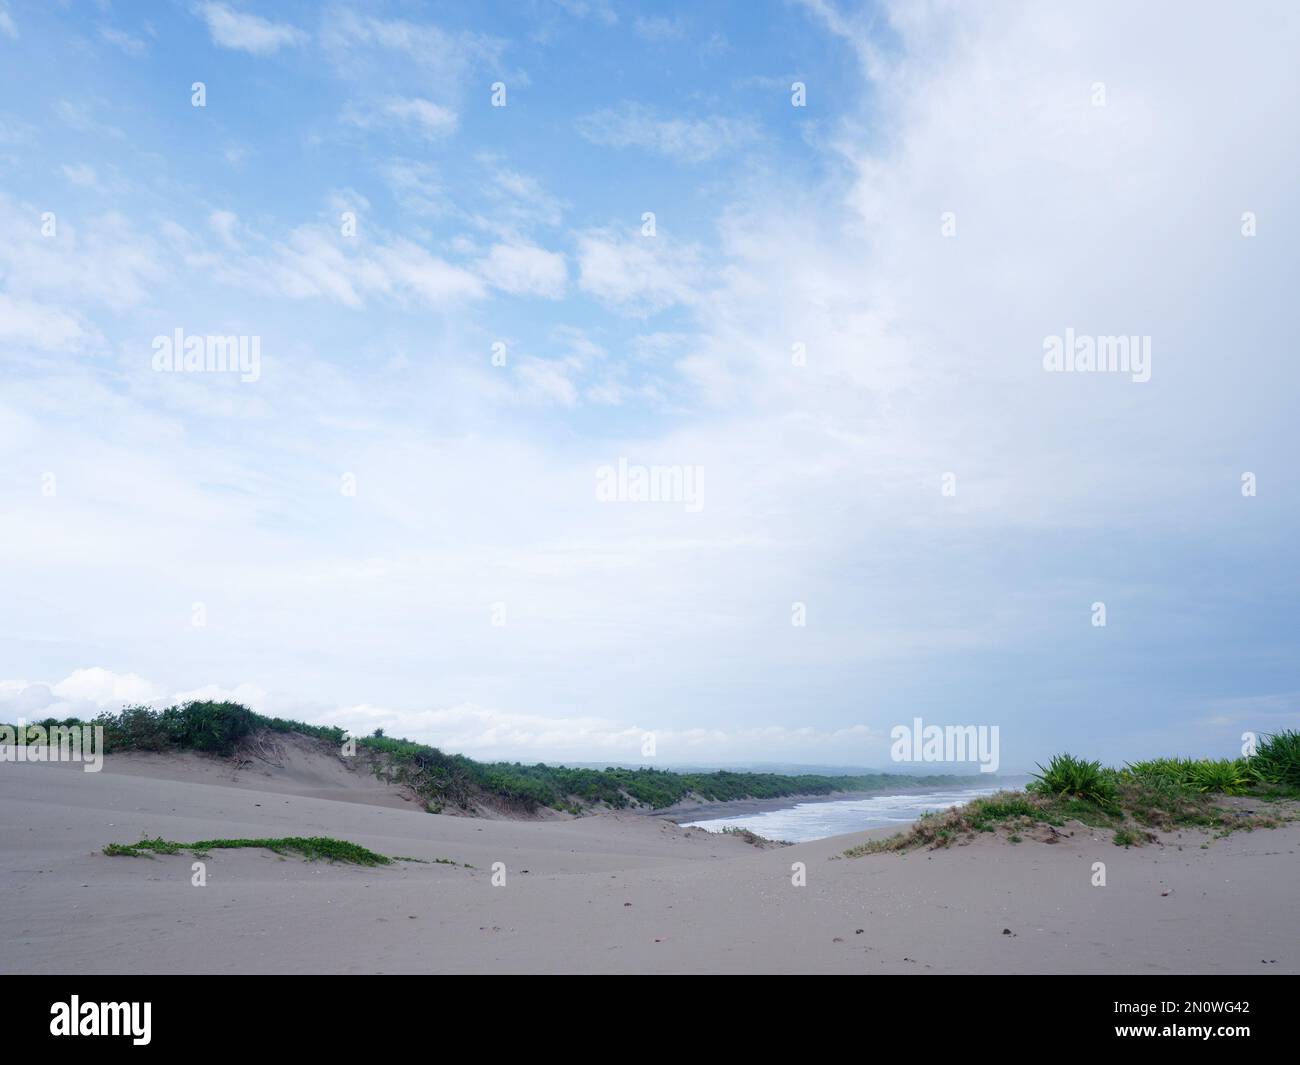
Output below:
[65,701,338,757]
[1185,758,1250,795]
[1250,729,1300,789]
[1028,753,1117,805]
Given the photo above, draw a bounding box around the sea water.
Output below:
[681,783,1014,843]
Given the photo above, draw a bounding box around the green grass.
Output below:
[103,836,392,865]
[844,757,1294,858]
[1126,756,1252,795]
[1121,733,1300,796]
[1029,753,1118,806]
[1248,730,1300,790]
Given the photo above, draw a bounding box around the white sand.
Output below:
[2,749,1297,974]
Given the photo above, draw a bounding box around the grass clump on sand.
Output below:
[103,835,392,865]
[843,739,1300,858]
[717,826,792,847]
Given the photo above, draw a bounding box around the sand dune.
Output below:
[2,751,1296,974]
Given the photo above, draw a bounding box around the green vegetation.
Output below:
[1029,753,1117,806]
[1125,757,1250,794]
[7,701,980,815]
[359,729,967,813]
[102,835,391,865]
[1121,733,1300,795]
[35,701,1297,832]
[4,701,345,757]
[844,737,1300,858]
[1241,729,1300,789]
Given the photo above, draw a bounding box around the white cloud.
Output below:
[53,99,125,140]
[52,668,162,706]
[379,159,445,216]
[208,209,240,249]
[100,26,147,56]
[320,9,505,131]
[373,238,487,305]
[60,163,99,188]
[0,3,15,39]
[265,225,485,308]
[633,15,683,42]
[515,357,581,406]
[576,229,703,314]
[0,671,883,762]
[376,96,458,139]
[481,167,566,231]
[322,702,883,762]
[194,2,306,56]
[477,241,567,298]
[552,0,618,26]
[0,192,164,312]
[576,103,757,162]
[342,98,460,141]
[0,293,91,350]
[0,670,163,721]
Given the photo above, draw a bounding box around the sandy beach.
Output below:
[2,749,1296,975]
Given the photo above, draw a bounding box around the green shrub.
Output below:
[1185,758,1250,795]
[1125,757,1194,784]
[1028,753,1117,805]
[1128,755,1259,796]
[1250,730,1300,789]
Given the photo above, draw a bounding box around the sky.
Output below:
[1,0,1297,772]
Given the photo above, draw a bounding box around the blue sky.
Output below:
[1,1,1297,771]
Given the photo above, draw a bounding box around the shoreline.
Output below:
[650,777,1023,824]
[3,755,1296,974]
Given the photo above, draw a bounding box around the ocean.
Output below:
[681,781,1016,843]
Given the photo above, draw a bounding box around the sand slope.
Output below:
[2,754,1297,974]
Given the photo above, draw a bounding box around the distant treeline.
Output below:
[7,701,976,814]
[359,731,967,813]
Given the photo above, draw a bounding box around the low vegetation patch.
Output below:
[103,835,391,865]
[717,825,792,847]
[844,736,1300,858]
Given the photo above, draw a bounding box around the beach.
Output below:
[2,752,1296,975]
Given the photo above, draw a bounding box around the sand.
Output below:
[2,748,1297,974]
